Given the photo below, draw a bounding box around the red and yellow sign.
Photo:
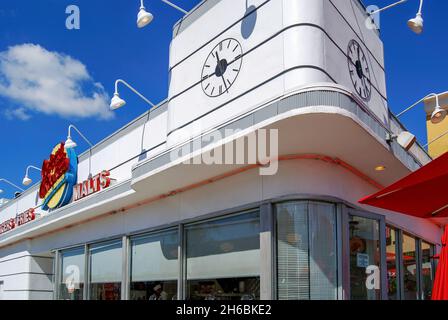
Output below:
[39,142,77,211]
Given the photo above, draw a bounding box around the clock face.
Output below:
[347,39,372,101]
[201,38,243,97]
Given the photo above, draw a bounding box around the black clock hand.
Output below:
[216,52,229,93]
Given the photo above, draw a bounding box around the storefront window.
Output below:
[402,234,418,300]
[185,211,260,300]
[421,241,434,300]
[349,215,381,300]
[89,240,122,300]
[59,247,85,300]
[276,201,338,300]
[130,230,178,300]
[386,227,399,300]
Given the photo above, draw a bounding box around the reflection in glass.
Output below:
[402,234,418,300]
[186,211,260,300]
[89,240,122,300]
[130,230,178,300]
[386,227,399,300]
[59,247,85,300]
[421,241,434,300]
[349,215,381,300]
[276,201,338,300]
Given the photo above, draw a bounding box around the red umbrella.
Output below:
[359,152,448,218]
[432,227,448,300]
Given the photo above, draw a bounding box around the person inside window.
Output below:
[149,284,168,300]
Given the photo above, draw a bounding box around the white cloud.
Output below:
[0,44,113,120]
[4,107,31,121]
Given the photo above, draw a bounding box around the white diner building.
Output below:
[0,0,443,300]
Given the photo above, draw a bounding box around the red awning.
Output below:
[432,228,448,300]
[359,152,448,219]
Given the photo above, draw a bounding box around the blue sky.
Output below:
[0,0,446,198]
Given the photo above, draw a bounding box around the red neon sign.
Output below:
[39,143,70,199]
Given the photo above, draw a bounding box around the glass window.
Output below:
[276,201,338,300]
[421,241,434,300]
[349,215,381,300]
[386,227,399,300]
[402,234,418,300]
[89,240,122,300]
[59,247,85,300]
[186,211,260,300]
[130,230,178,300]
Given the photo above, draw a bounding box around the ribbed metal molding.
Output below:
[173,0,222,37]
[133,90,428,179]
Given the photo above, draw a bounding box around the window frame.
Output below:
[51,195,439,301]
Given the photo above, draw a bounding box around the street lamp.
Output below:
[110,79,157,111]
[397,92,447,124]
[137,0,188,28]
[0,178,25,195]
[65,124,94,178]
[369,0,425,34]
[387,92,447,151]
[407,0,424,34]
[22,166,42,186]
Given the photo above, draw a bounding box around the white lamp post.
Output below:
[110,79,157,110]
[65,124,94,178]
[22,166,42,186]
[369,0,425,34]
[0,178,25,195]
[137,0,188,28]
[397,92,447,124]
[387,92,447,151]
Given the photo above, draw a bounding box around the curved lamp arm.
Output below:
[161,0,188,15]
[396,93,440,118]
[0,178,25,192]
[25,165,42,176]
[114,79,157,108]
[141,0,187,15]
[67,124,93,178]
[25,165,42,178]
[369,0,408,15]
[369,0,423,15]
[417,0,424,14]
[68,124,93,147]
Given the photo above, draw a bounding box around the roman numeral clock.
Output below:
[347,39,372,101]
[201,38,243,97]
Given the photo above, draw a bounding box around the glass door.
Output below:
[344,209,386,300]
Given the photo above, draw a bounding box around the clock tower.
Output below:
[166,0,388,147]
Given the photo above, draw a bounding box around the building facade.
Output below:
[0,0,443,300]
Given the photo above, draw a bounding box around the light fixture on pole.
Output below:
[110,79,157,111]
[65,124,94,178]
[368,0,425,34]
[386,131,417,151]
[137,0,154,28]
[407,0,424,34]
[397,92,447,124]
[137,0,187,28]
[22,166,42,186]
[0,178,25,195]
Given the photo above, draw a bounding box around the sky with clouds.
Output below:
[0,0,447,198]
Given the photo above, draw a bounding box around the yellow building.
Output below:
[425,92,448,158]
